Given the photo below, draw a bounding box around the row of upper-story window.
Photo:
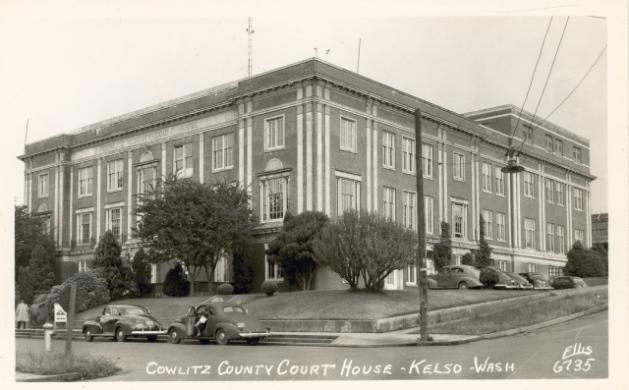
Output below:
[522,172,585,211]
[523,217,585,252]
[543,133,584,163]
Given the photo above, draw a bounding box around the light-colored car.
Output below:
[427,265,483,289]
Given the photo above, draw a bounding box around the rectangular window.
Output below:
[105,207,122,238]
[78,167,94,197]
[545,179,554,204]
[554,139,563,156]
[424,196,434,235]
[452,202,468,239]
[556,225,565,253]
[337,178,360,216]
[453,152,465,181]
[524,218,536,249]
[573,147,582,163]
[382,187,396,221]
[382,131,395,169]
[546,223,555,252]
[401,137,415,174]
[265,116,285,151]
[402,191,416,230]
[422,143,433,178]
[212,133,234,171]
[495,213,506,241]
[77,212,92,245]
[549,266,563,278]
[265,245,283,281]
[106,160,124,192]
[406,263,417,286]
[546,135,554,153]
[261,177,288,222]
[482,210,493,239]
[340,117,357,152]
[41,217,51,236]
[454,255,462,266]
[494,167,504,195]
[173,143,193,178]
[574,228,585,244]
[528,263,537,273]
[555,182,565,206]
[214,255,228,283]
[38,173,49,198]
[573,188,584,211]
[481,163,492,192]
[523,172,534,198]
[137,166,157,196]
[497,260,511,272]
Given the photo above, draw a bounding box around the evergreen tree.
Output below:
[432,222,453,270]
[93,231,137,300]
[231,240,255,294]
[17,243,56,303]
[476,215,493,267]
[564,241,605,277]
[132,248,153,297]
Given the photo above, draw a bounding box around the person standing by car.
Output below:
[16,299,30,329]
[195,305,209,335]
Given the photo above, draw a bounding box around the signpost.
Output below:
[54,303,67,327]
[64,283,76,356]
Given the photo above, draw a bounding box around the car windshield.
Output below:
[118,307,148,316]
[222,306,245,313]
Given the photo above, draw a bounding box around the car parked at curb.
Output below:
[519,272,553,290]
[427,265,483,289]
[167,301,270,345]
[506,272,534,290]
[82,304,166,342]
[479,266,519,289]
[551,276,588,289]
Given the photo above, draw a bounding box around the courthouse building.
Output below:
[19,58,595,291]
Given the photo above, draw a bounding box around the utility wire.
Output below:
[516,16,570,157]
[542,44,607,122]
[508,16,554,154]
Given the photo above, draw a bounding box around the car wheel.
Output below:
[199,338,211,345]
[246,338,259,346]
[168,329,182,344]
[147,335,158,342]
[458,281,468,289]
[115,328,126,342]
[84,329,93,342]
[215,328,229,345]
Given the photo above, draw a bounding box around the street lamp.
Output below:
[501,148,525,272]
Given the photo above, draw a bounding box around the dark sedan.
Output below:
[479,266,520,289]
[519,272,553,289]
[551,276,588,289]
[82,304,166,342]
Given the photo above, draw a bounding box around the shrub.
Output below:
[232,240,255,294]
[461,252,474,265]
[162,263,190,297]
[261,281,278,296]
[92,231,138,299]
[131,249,153,297]
[564,241,606,277]
[479,267,500,288]
[17,243,57,304]
[46,271,110,314]
[217,283,234,295]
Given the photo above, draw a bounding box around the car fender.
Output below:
[82,321,103,334]
[114,321,132,335]
[168,321,186,334]
[215,322,240,339]
[426,278,438,289]
[460,277,483,288]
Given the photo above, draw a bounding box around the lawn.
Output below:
[16,351,120,381]
[74,289,542,323]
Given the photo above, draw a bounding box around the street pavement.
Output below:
[15,310,608,381]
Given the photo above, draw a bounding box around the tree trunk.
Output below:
[203,263,216,294]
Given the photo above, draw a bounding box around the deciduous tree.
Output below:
[564,241,605,277]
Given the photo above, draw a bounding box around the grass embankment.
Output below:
[429,287,608,335]
[16,351,120,381]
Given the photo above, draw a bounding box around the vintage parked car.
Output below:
[551,276,589,289]
[167,301,270,345]
[479,266,519,289]
[82,304,166,342]
[519,272,553,289]
[505,272,534,290]
[427,265,483,289]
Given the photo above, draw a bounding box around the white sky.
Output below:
[0,1,617,215]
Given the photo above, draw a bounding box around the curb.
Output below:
[16,371,81,382]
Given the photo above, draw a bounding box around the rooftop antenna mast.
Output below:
[356,38,362,73]
[246,17,255,78]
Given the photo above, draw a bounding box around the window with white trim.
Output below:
[546,223,555,252]
[78,260,89,273]
[495,212,506,241]
[573,188,584,211]
[406,263,417,285]
[424,196,434,235]
[38,173,49,198]
[481,163,492,192]
[76,212,92,245]
[422,143,433,178]
[265,244,283,281]
[453,152,465,181]
[105,207,122,238]
[137,165,157,197]
[337,177,360,215]
[574,228,584,244]
[340,117,357,152]
[452,202,467,239]
[549,265,563,278]
[497,260,511,272]
[382,187,396,221]
[454,255,462,265]
[528,263,537,273]
[554,139,563,156]
[482,209,493,239]
[523,172,534,198]
[212,133,234,171]
[555,182,564,206]
[41,217,51,236]
[494,167,504,195]
[573,146,582,163]
[401,137,415,174]
[261,177,288,222]
[524,218,536,249]
[214,255,229,283]
[106,159,124,191]
[402,191,416,230]
[545,179,554,204]
[382,131,395,169]
[265,116,285,151]
[173,143,193,178]
[78,167,93,197]
[545,135,553,153]
[556,225,565,253]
